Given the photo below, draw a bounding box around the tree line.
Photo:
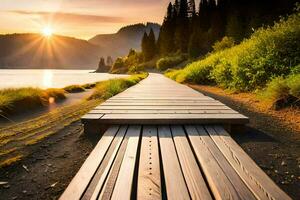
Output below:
[142,0,297,60]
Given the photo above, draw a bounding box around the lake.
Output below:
[0,69,128,89]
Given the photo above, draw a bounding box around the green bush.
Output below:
[64,85,85,93]
[260,74,300,109]
[156,54,187,71]
[111,49,144,74]
[166,6,300,91]
[212,36,235,52]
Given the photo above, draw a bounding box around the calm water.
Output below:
[0,69,128,89]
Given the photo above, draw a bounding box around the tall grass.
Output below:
[0,88,66,115]
[166,6,300,92]
[89,73,148,100]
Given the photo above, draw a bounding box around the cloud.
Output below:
[9,10,128,24]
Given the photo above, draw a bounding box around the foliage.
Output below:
[64,85,85,93]
[212,37,235,52]
[89,73,148,100]
[166,8,300,91]
[260,74,300,109]
[156,54,187,71]
[141,29,157,61]
[0,88,66,115]
[156,0,297,58]
[111,49,144,74]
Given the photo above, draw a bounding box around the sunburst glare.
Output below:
[42,27,53,37]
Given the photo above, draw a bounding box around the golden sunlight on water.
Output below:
[43,70,53,88]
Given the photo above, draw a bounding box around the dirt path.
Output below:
[0,96,102,199]
[189,84,300,199]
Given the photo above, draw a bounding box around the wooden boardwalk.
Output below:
[82,73,249,126]
[61,73,290,199]
[60,125,291,200]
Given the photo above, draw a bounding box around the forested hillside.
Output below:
[157,0,297,58]
[89,23,160,58]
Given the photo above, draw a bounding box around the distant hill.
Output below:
[0,33,101,69]
[89,22,160,58]
[0,22,160,69]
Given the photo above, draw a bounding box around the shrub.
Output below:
[212,36,235,52]
[260,74,300,109]
[111,49,144,74]
[167,7,300,91]
[156,54,187,71]
[64,85,85,93]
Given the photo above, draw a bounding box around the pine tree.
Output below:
[175,0,190,52]
[157,2,175,55]
[173,0,180,16]
[148,28,156,59]
[188,0,196,17]
[141,32,149,61]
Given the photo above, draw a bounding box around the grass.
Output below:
[0,88,66,115]
[259,74,300,109]
[0,148,17,156]
[165,6,300,108]
[166,6,300,91]
[89,73,148,100]
[64,85,86,93]
[0,73,148,168]
[0,155,23,168]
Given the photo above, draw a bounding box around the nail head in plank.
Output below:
[137,126,161,200]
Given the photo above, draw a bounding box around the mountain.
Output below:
[0,33,101,69]
[0,22,160,69]
[89,22,160,58]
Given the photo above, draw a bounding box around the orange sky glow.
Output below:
[0,0,176,39]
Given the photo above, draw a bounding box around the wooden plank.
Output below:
[59,126,119,200]
[95,105,231,110]
[101,113,247,119]
[185,125,241,200]
[170,125,212,200]
[111,125,142,200]
[158,125,190,200]
[110,97,212,100]
[209,125,292,200]
[97,116,248,125]
[98,131,130,200]
[101,102,223,106]
[81,114,103,120]
[81,126,127,200]
[137,126,161,200]
[88,109,237,114]
[195,126,256,200]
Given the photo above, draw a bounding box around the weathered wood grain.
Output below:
[137,126,161,200]
[158,125,190,200]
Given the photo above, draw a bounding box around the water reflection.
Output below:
[43,70,53,88]
[0,69,129,89]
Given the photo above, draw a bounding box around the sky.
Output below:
[0,0,176,39]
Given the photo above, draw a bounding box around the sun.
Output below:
[42,27,53,37]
